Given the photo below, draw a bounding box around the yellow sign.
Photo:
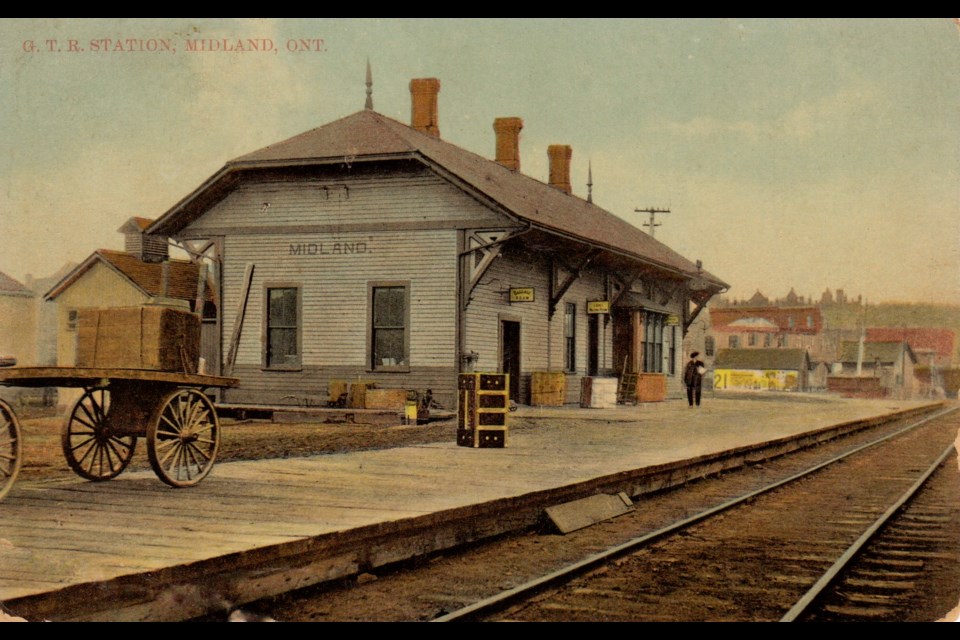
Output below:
[587,300,610,314]
[509,288,535,303]
[666,314,680,326]
[714,369,800,391]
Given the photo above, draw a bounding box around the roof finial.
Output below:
[586,159,594,203]
[364,58,374,110]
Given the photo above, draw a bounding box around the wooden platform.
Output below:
[0,397,942,621]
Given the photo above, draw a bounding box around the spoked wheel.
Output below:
[147,389,220,488]
[62,388,137,481]
[0,400,22,501]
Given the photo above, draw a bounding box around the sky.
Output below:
[0,18,957,304]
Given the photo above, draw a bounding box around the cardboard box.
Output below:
[75,306,200,372]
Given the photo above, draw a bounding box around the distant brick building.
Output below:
[710,305,828,361]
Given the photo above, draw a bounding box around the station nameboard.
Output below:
[509,288,535,303]
[586,300,610,314]
[666,314,680,326]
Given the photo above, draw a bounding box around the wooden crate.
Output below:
[581,377,618,408]
[636,373,666,402]
[75,306,200,372]
[530,371,566,406]
[364,389,409,410]
[347,382,375,409]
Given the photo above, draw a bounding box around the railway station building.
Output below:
[147,78,727,408]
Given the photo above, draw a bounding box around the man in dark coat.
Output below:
[683,351,705,407]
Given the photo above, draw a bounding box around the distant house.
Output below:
[0,271,37,367]
[713,348,811,392]
[44,218,210,367]
[23,263,77,366]
[833,340,918,399]
[866,327,954,368]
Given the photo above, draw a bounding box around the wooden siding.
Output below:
[550,266,616,402]
[463,245,551,403]
[220,230,458,368]
[463,245,626,404]
[221,231,457,402]
[185,167,505,234]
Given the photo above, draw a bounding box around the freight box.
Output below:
[364,388,410,410]
[458,373,508,448]
[530,371,565,406]
[635,373,666,402]
[580,376,618,408]
[75,306,200,372]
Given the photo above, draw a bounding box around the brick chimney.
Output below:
[547,145,572,194]
[410,78,440,138]
[493,117,523,171]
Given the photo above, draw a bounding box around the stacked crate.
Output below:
[457,373,509,448]
[75,306,200,373]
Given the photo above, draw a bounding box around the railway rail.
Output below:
[436,406,959,622]
[244,404,959,622]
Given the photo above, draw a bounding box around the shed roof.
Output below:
[714,348,810,371]
[45,250,208,304]
[149,109,726,290]
[838,341,917,365]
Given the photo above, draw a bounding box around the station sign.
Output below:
[509,287,535,303]
[586,300,611,314]
[666,314,680,326]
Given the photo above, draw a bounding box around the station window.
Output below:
[642,312,665,373]
[748,332,757,346]
[729,335,740,349]
[668,325,677,375]
[264,285,301,369]
[370,282,410,370]
[764,333,772,347]
[704,335,715,357]
[564,302,576,372]
[66,309,79,332]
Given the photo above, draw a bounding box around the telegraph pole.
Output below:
[636,207,670,238]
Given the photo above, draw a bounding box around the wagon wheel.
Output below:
[61,388,137,481]
[146,388,220,488]
[0,400,22,501]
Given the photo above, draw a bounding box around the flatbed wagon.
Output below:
[0,366,238,500]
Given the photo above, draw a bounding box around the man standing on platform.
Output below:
[684,351,705,407]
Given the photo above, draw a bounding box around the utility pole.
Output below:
[635,207,670,238]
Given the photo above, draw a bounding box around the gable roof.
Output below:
[149,109,726,290]
[866,327,954,359]
[0,271,34,297]
[45,250,207,304]
[714,348,810,371]
[117,216,154,233]
[838,341,917,365]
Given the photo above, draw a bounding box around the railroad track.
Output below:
[432,406,960,622]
